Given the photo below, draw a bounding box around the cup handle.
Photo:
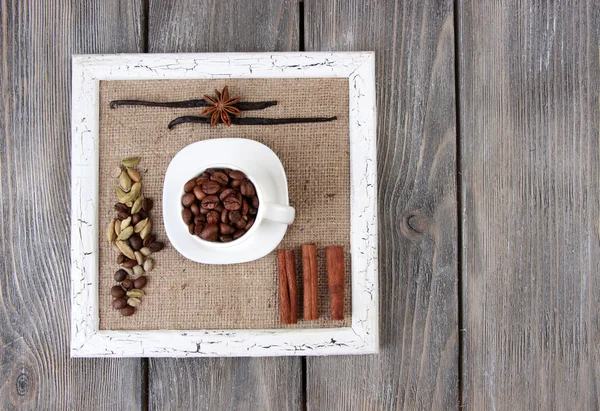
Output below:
[263,203,295,225]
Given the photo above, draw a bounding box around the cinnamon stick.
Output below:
[302,244,319,320]
[277,249,298,324]
[326,246,345,320]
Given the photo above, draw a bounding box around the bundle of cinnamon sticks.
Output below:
[277,245,345,324]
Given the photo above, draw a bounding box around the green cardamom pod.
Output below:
[140,220,152,239]
[119,169,132,192]
[122,157,140,168]
[126,167,141,183]
[116,240,135,259]
[131,196,144,214]
[117,226,134,241]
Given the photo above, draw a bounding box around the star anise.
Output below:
[201,85,241,126]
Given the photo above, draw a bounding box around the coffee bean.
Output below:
[114,269,128,282]
[142,198,153,212]
[194,223,204,236]
[202,181,221,195]
[143,234,155,247]
[220,223,235,235]
[182,208,193,224]
[184,178,197,192]
[242,199,249,216]
[189,223,195,234]
[129,234,143,251]
[229,210,243,224]
[229,170,246,180]
[211,171,229,185]
[121,306,135,316]
[219,188,235,201]
[190,203,200,216]
[206,210,220,225]
[206,168,217,175]
[221,209,229,223]
[196,175,210,185]
[139,210,149,219]
[200,207,210,215]
[230,179,242,189]
[241,180,256,197]
[245,218,255,231]
[131,213,141,225]
[148,241,164,252]
[194,215,206,224]
[233,230,246,240]
[234,218,247,229]
[223,195,242,211]
[121,279,134,290]
[122,258,137,268]
[219,234,233,242]
[133,276,147,289]
[201,195,219,209]
[248,206,258,216]
[113,297,128,309]
[251,195,259,208]
[116,210,129,220]
[182,193,196,207]
[111,285,126,298]
[214,203,224,213]
[200,224,219,241]
[193,185,206,201]
[117,254,127,264]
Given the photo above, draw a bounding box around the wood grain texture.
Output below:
[458,1,600,409]
[305,1,458,410]
[147,1,302,410]
[0,1,144,409]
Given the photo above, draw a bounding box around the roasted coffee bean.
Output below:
[182,208,193,224]
[196,175,210,185]
[200,207,210,215]
[190,203,200,216]
[214,203,224,213]
[111,285,126,298]
[219,188,235,201]
[220,223,235,235]
[133,276,148,289]
[248,206,258,216]
[241,180,256,197]
[201,195,219,209]
[210,171,229,185]
[193,185,206,201]
[242,199,249,216]
[229,210,243,224]
[219,234,233,242]
[234,218,247,229]
[116,254,127,264]
[121,306,135,316]
[182,193,196,207]
[129,234,143,251]
[184,178,197,192]
[113,297,128,309]
[114,269,128,282]
[245,218,255,231]
[188,223,195,234]
[121,279,134,290]
[221,209,229,223]
[139,210,149,219]
[233,229,246,240]
[200,223,219,241]
[206,168,217,175]
[206,210,220,225]
[229,170,246,180]
[202,181,221,195]
[230,179,242,189]
[194,214,206,224]
[148,241,164,252]
[131,213,141,225]
[122,258,137,268]
[251,195,259,208]
[143,234,155,247]
[116,210,129,220]
[194,223,204,236]
[142,197,153,212]
[223,195,242,211]
[115,203,130,213]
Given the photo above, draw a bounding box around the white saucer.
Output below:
[162,138,290,264]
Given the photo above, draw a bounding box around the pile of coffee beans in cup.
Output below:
[181,168,259,242]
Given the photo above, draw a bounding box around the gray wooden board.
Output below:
[304,1,459,410]
[146,1,303,410]
[458,1,600,409]
[0,0,144,409]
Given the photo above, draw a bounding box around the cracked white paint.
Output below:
[71,52,378,357]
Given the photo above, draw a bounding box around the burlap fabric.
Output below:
[98,78,351,330]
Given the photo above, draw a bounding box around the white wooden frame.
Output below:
[71,52,378,357]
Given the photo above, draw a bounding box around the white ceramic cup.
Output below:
[183,163,295,247]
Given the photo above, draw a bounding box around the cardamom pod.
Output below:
[140,220,152,239]
[126,167,141,183]
[116,186,128,203]
[117,226,134,241]
[143,257,154,272]
[127,289,145,298]
[116,240,136,259]
[134,218,148,233]
[119,169,132,192]
[111,243,121,254]
[115,221,122,236]
[126,201,133,207]
[140,247,152,257]
[120,216,132,230]
[127,297,142,307]
[122,156,140,168]
[131,195,144,214]
[134,251,144,265]
[120,182,141,204]
[112,166,124,178]
[106,219,116,244]
[133,265,145,276]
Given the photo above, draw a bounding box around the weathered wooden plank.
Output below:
[458,1,600,409]
[305,1,458,410]
[146,1,302,410]
[0,1,144,409]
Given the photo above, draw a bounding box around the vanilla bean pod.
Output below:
[109,99,278,110]
[168,116,338,129]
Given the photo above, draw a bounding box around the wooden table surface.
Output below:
[1,1,598,410]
